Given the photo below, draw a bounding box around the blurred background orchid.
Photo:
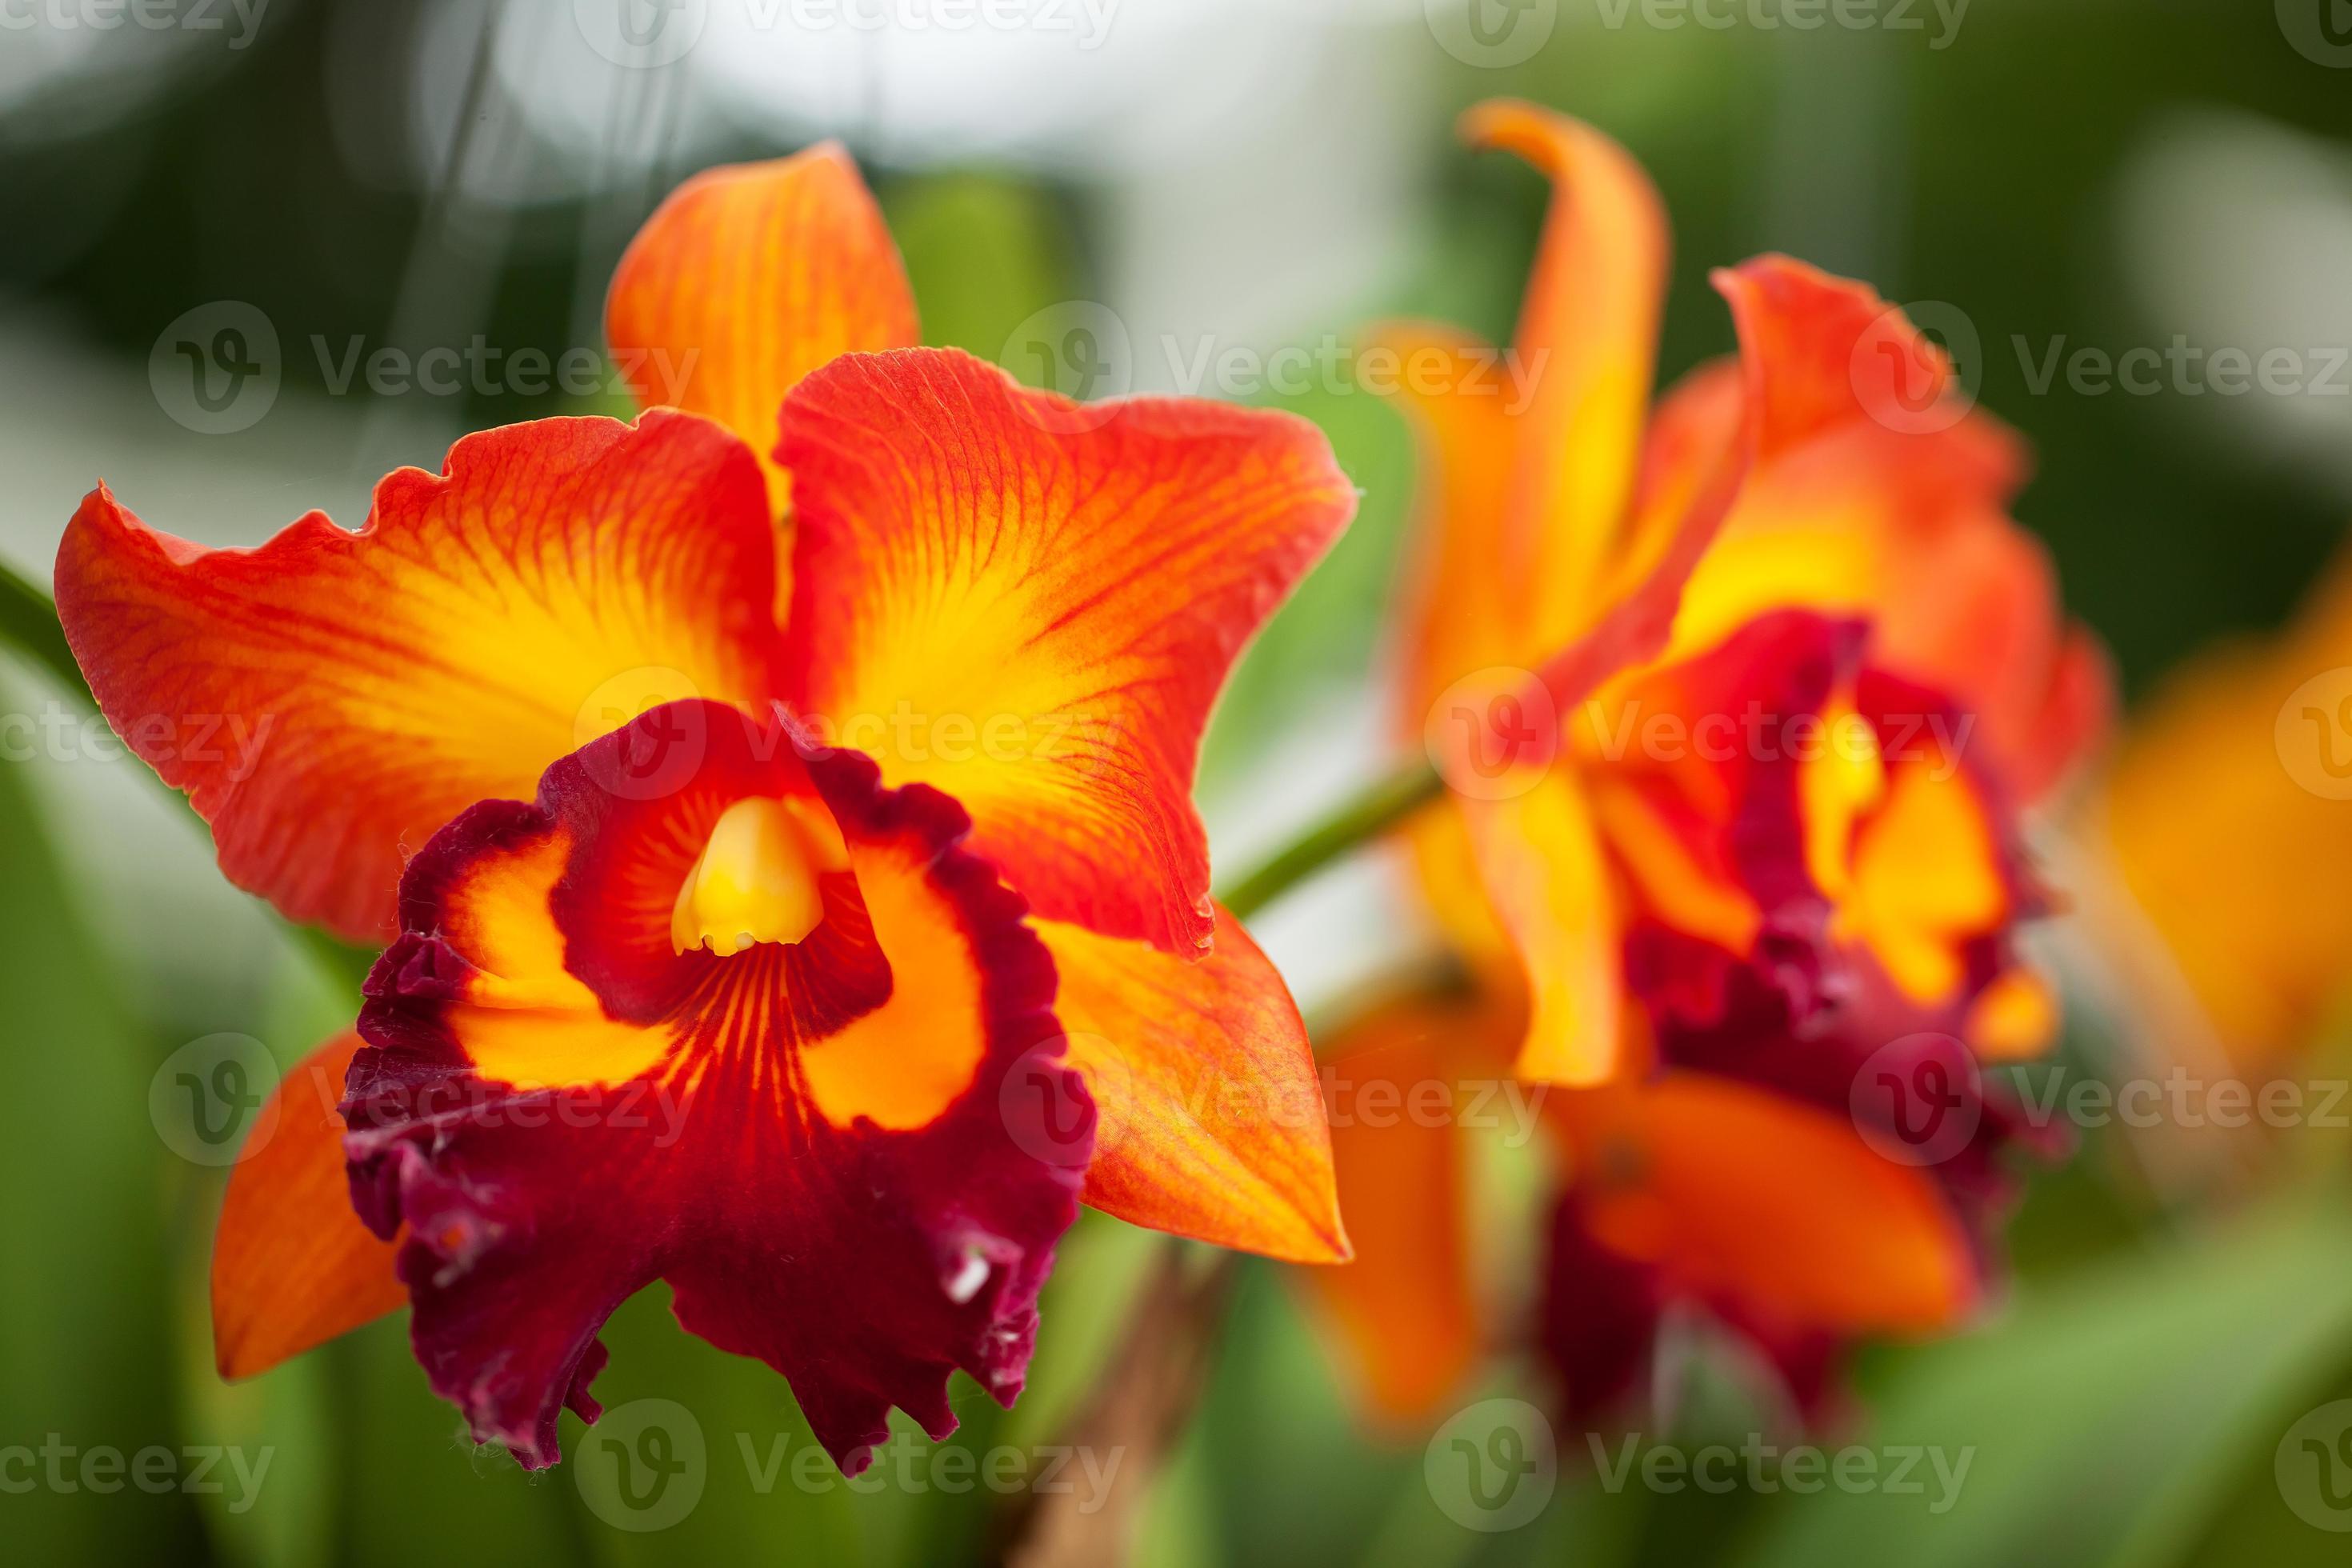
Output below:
[5,2,2352,1565]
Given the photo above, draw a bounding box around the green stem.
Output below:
[0,554,82,702]
[1215,761,1446,919]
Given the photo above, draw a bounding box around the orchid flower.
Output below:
[58,145,1358,1472]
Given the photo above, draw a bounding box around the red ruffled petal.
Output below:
[350,701,1082,1471]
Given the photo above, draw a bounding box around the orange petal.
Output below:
[1041,904,1347,1263]
[1553,1074,1978,1334]
[1712,254,1952,462]
[606,143,918,524]
[1650,366,2107,803]
[1458,767,1623,1085]
[54,413,783,943]
[778,348,1358,955]
[2100,560,2352,1071]
[213,1032,404,1379]
[1460,100,1669,655]
[1292,995,1506,1423]
[1362,320,1522,724]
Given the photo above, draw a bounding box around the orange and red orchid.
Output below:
[56,143,1357,1471]
[1298,102,2106,1429]
[2095,549,2352,1078]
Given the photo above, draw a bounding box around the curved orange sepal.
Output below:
[212,1032,403,1379]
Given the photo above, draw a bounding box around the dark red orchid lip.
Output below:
[346,700,1087,1472]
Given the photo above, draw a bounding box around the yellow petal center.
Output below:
[670,796,843,957]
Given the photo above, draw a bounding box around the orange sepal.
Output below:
[2100,555,2352,1071]
[1458,100,1668,654]
[1363,320,1522,724]
[1552,1074,1978,1334]
[1458,767,1625,1086]
[606,142,918,522]
[1042,905,1347,1263]
[1292,994,1510,1424]
[212,1033,403,1379]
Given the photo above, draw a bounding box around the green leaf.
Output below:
[1731,1184,2352,1568]
[0,668,202,1560]
[0,554,86,706]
